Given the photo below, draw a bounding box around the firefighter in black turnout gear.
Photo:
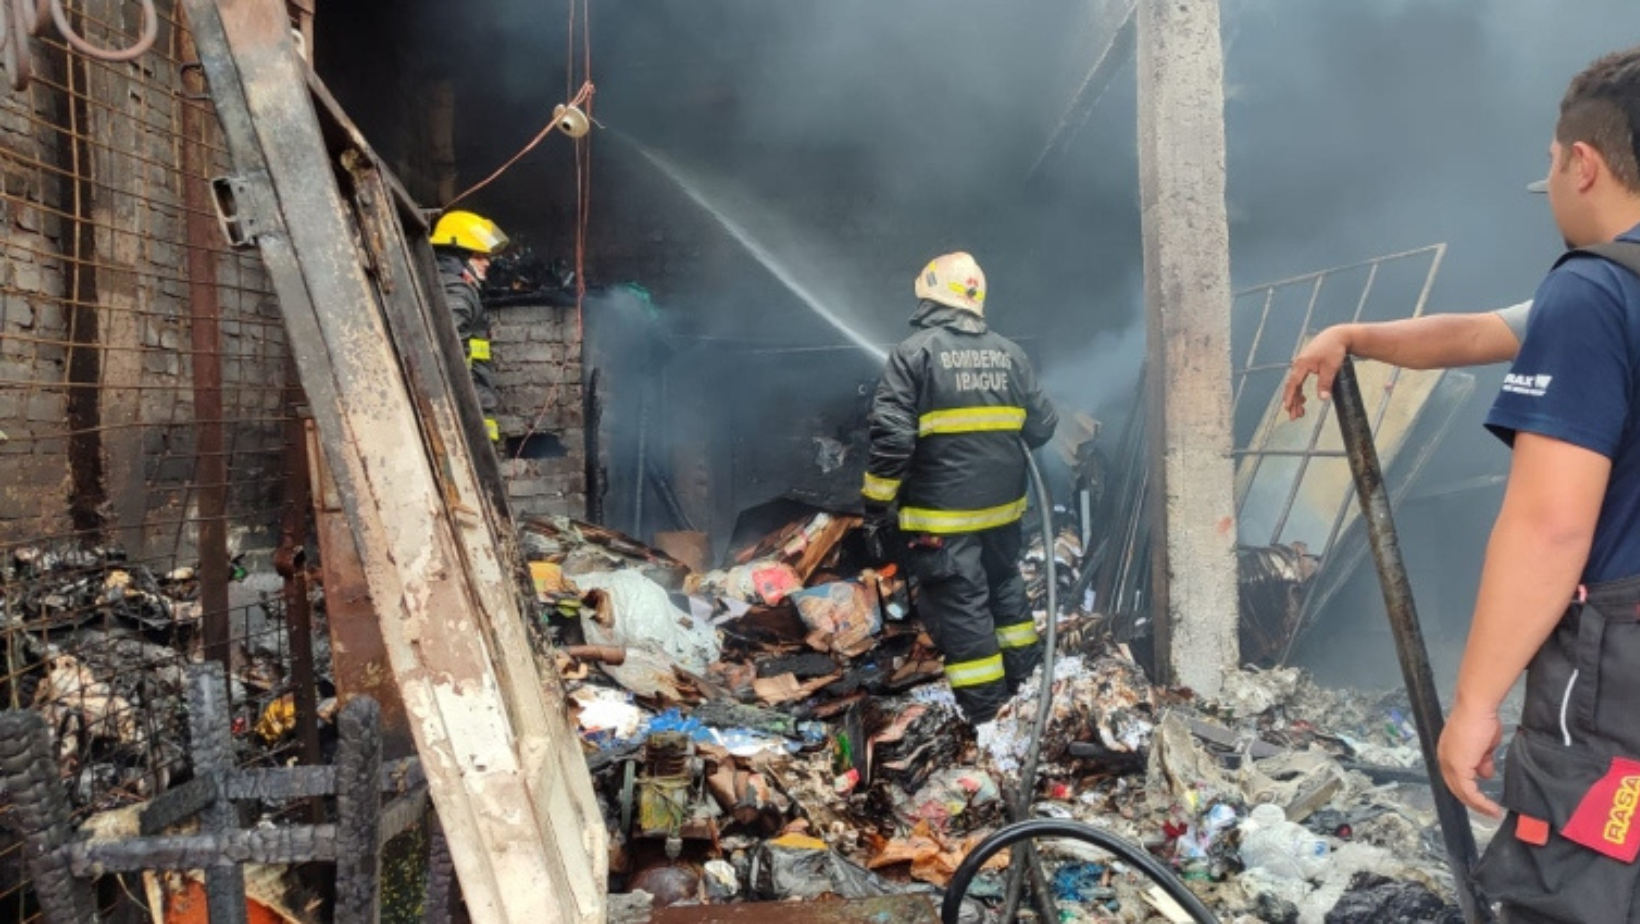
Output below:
[431,210,509,443]
[863,252,1058,724]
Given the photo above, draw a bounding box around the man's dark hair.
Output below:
[1558,46,1640,193]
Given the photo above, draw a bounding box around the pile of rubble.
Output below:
[0,508,1476,921]
[522,505,1470,923]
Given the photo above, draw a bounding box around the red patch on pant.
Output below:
[1515,814,1550,846]
[1562,757,1640,861]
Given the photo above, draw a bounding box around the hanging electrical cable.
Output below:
[441,79,594,211]
[442,0,596,456]
[569,0,592,342]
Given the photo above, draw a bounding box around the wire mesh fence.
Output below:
[0,1,317,916]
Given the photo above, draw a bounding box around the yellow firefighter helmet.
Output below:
[914,251,986,315]
[430,210,510,255]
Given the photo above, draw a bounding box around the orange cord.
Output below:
[443,80,593,211]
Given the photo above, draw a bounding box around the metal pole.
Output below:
[1332,359,1491,924]
[1137,0,1240,694]
[632,381,650,538]
[180,31,232,673]
[277,389,323,779]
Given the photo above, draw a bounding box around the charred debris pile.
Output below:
[0,448,1467,920]
[526,504,1470,923]
[0,547,332,813]
[0,545,340,918]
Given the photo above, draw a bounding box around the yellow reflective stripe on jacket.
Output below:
[467,337,493,362]
[996,621,1040,649]
[484,417,500,442]
[899,496,1027,534]
[917,405,1025,437]
[862,473,901,503]
[944,653,1005,689]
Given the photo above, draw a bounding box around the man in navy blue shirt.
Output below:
[1434,46,1640,923]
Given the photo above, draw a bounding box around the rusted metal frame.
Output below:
[1262,403,1333,545]
[1234,245,1408,544]
[54,8,108,538]
[0,327,249,358]
[1229,286,1276,420]
[1332,359,1490,924]
[1231,275,1322,517]
[17,69,233,166]
[1288,372,1476,654]
[1267,261,1389,614]
[276,384,323,777]
[1234,243,1446,294]
[1272,247,1452,629]
[180,31,233,672]
[180,3,603,921]
[585,367,603,522]
[1239,245,1448,661]
[0,228,263,294]
[1360,245,1445,441]
[1228,244,1445,420]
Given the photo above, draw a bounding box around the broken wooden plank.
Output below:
[179,2,604,921]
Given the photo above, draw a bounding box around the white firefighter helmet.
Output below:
[914,251,986,315]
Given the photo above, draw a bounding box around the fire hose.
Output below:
[997,439,1062,923]
[941,440,1219,923]
[943,818,1221,924]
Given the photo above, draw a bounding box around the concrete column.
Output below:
[1136,0,1239,695]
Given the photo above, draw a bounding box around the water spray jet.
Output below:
[634,145,889,363]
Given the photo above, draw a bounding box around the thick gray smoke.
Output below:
[333,0,1638,372]
[325,1,1639,675]
[575,0,1635,391]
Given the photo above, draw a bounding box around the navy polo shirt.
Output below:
[1486,223,1640,583]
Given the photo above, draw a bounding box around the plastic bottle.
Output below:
[1238,803,1330,881]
